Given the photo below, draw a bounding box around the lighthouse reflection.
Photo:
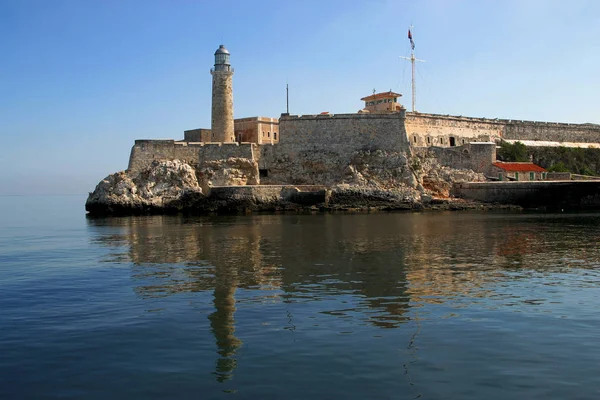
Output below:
[86,211,565,383]
[209,272,241,382]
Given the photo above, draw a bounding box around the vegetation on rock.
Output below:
[530,147,600,176]
[497,141,529,162]
[497,141,600,176]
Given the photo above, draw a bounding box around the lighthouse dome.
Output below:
[215,45,230,55]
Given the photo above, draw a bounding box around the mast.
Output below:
[400,25,425,112]
[410,49,416,113]
[286,82,289,114]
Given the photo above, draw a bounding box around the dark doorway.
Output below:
[449,137,456,146]
[259,169,269,178]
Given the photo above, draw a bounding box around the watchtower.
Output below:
[210,45,235,142]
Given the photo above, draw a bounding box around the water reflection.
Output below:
[86,212,600,383]
[209,262,241,383]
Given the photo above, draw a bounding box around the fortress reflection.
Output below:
[86,212,598,382]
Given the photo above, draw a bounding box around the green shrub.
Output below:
[497,141,529,162]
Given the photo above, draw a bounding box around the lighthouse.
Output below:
[210,45,235,143]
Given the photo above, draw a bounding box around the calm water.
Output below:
[1,195,600,399]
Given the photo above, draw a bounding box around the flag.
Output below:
[408,29,415,50]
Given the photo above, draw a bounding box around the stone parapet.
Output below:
[127,140,256,173]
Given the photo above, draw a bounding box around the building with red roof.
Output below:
[359,91,404,114]
[491,162,548,181]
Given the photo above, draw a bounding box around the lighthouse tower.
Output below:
[210,45,235,143]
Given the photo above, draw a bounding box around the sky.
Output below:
[2,0,600,195]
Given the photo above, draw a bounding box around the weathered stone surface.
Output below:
[344,150,417,189]
[87,150,492,215]
[328,184,421,210]
[414,152,486,197]
[405,112,600,147]
[198,157,259,193]
[86,160,205,214]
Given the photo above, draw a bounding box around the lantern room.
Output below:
[214,45,231,72]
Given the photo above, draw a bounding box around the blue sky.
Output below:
[2,0,600,195]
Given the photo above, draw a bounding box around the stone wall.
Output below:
[546,172,571,181]
[183,128,212,142]
[258,113,411,185]
[279,113,409,152]
[128,140,256,173]
[413,142,496,174]
[406,112,600,147]
[453,181,600,209]
[504,120,600,143]
[406,113,504,147]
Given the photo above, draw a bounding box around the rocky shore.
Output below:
[86,157,519,216]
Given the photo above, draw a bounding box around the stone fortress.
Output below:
[85,44,600,214]
[126,44,600,189]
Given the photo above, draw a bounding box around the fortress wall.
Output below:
[279,113,409,152]
[414,142,496,174]
[405,113,504,146]
[127,140,255,173]
[504,120,600,143]
[257,113,410,185]
[406,112,600,146]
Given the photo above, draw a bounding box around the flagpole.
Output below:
[400,25,425,113]
[411,40,416,113]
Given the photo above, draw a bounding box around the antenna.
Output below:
[286,81,289,114]
[400,25,425,112]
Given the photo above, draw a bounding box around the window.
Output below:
[440,138,444,144]
[499,173,504,181]
[413,136,417,143]
[377,100,383,104]
[394,97,398,102]
[530,172,535,180]
[515,172,519,180]
[542,172,547,180]
[274,132,277,140]
[268,132,270,138]
[427,137,430,144]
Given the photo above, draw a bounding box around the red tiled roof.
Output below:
[360,91,402,101]
[493,162,546,172]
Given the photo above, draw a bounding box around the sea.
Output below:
[1,194,599,399]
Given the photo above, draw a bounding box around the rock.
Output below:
[414,153,486,198]
[328,184,421,210]
[86,149,491,215]
[198,157,259,193]
[86,160,204,215]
